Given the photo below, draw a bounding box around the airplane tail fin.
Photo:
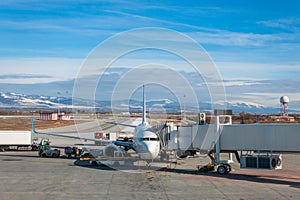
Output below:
[142,84,146,125]
[31,117,36,133]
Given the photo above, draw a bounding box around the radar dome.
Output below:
[280,96,289,104]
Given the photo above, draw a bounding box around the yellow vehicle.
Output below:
[197,163,215,172]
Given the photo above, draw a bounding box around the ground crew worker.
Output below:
[76,148,80,159]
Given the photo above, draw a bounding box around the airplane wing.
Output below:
[151,123,168,133]
[105,121,136,128]
[33,129,103,142]
[32,119,135,149]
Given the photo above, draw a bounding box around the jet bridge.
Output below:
[219,124,300,152]
[176,123,300,152]
[170,115,300,174]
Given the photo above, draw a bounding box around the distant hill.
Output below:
[1,70,300,114]
[0,92,295,114]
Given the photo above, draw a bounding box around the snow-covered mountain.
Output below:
[1,71,300,114]
[0,92,69,109]
[0,92,293,114]
[0,92,178,112]
[225,102,276,114]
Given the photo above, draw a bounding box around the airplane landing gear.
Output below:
[145,162,154,180]
[146,162,151,170]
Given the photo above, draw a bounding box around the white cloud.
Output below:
[0,57,82,84]
[193,31,284,47]
[105,10,292,47]
[221,80,265,87]
[215,61,300,80]
[257,18,300,32]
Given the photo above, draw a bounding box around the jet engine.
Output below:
[103,143,123,157]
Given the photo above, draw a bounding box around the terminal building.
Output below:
[40,112,71,121]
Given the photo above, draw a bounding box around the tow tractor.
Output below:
[38,139,60,158]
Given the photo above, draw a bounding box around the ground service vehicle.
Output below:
[0,131,38,151]
[64,146,82,158]
[39,148,60,158]
[90,150,125,166]
[39,139,60,158]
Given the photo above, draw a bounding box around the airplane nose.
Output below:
[140,142,159,160]
[151,151,159,159]
[148,143,159,159]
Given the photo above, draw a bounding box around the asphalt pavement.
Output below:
[0,151,299,200]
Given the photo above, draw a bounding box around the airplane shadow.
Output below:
[159,168,300,189]
[73,159,300,189]
[73,160,117,171]
[2,152,299,189]
[73,160,168,172]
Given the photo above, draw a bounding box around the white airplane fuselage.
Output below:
[32,85,161,162]
[133,123,160,160]
[129,85,160,161]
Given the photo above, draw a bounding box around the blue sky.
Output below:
[1,0,300,108]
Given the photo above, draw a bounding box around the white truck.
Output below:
[0,131,38,151]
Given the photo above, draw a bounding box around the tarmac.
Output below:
[0,119,300,199]
[0,151,299,200]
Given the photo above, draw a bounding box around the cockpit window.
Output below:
[142,137,159,141]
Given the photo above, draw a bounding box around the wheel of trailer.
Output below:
[91,161,98,166]
[32,146,38,151]
[217,165,227,175]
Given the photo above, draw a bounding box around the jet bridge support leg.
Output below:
[213,149,233,175]
[197,114,235,175]
[212,115,233,175]
[215,115,234,175]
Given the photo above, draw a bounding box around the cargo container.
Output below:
[0,131,38,151]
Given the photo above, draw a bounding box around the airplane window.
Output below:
[142,137,159,141]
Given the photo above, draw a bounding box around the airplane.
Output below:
[32,85,161,165]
